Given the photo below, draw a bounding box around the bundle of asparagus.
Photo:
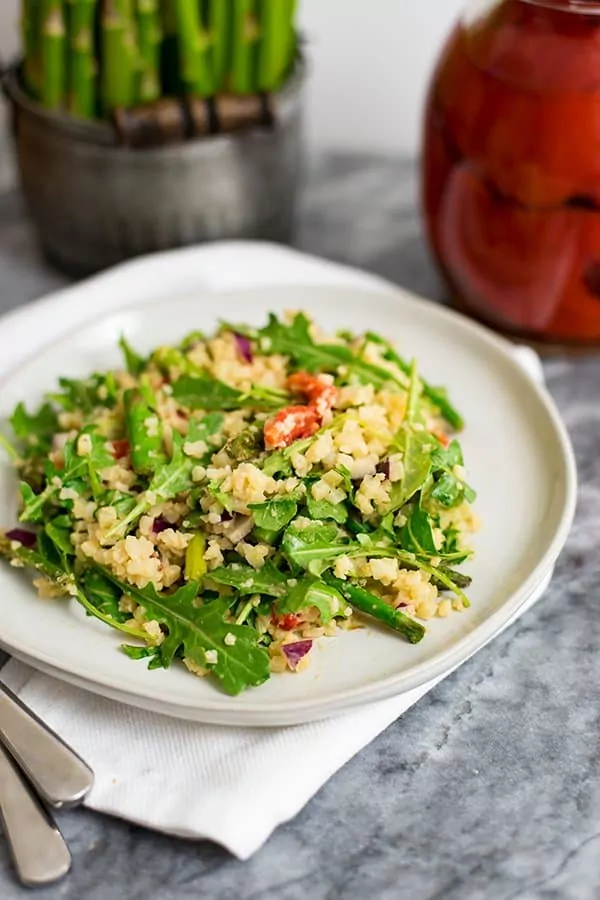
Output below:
[21,1,298,120]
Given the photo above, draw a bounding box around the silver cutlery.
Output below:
[0,683,94,808]
[0,743,71,886]
[0,681,94,886]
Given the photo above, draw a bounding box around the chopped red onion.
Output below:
[234,332,253,364]
[151,516,171,534]
[5,528,37,549]
[282,640,313,670]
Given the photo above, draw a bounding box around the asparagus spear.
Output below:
[231,0,259,94]
[123,389,166,475]
[257,0,294,92]
[67,0,97,118]
[184,533,207,581]
[136,0,161,103]
[101,0,138,112]
[173,0,212,96]
[22,0,44,98]
[40,0,67,109]
[206,0,231,94]
[325,575,426,644]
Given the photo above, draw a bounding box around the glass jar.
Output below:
[422,0,600,345]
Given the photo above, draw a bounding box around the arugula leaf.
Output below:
[99,569,271,695]
[172,375,241,410]
[208,562,288,597]
[282,521,350,573]
[262,450,293,477]
[277,575,344,624]
[0,534,145,638]
[306,494,348,524]
[19,480,56,523]
[83,569,130,623]
[44,516,75,559]
[258,313,409,390]
[187,412,224,445]
[48,376,100,414]
[249,497,298,531]
[385,428,433,514]
[172,376,286,412]
[400,504,438,556]
[119,335,146,376]
[365,331,464,430]
[10,402,58,456]
[427,439,476,508]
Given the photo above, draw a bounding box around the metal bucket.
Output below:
[3,68,305,276]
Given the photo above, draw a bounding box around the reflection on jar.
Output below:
[421,0,600,345]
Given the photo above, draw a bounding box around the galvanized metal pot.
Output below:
[3,68,304,276]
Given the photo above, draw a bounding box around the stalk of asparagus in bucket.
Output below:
[136,0,161,103]
[231,0,259,94]
[206,0,231,95]
[22,0,43,97]
[257,0,296,92]
[173,0,213,96]
[101,0,138,112]
[40,0,66,109]
[67,0,97,118]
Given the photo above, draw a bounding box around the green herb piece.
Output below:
[98,570,271,695]
[184,533,207,581]
[277,575,344,624]
[249,497,298,531]
[118,335,146,376]
[121,645,154,661]
[325,575,426,644]
[208,562,288,597]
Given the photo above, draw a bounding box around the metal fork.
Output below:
[0,682,94,886]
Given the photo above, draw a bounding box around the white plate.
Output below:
[0,283,576,726]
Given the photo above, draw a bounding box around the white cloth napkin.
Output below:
[0,243,548,860]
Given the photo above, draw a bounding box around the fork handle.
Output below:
[0,743,71,886]
[0,683,93,808]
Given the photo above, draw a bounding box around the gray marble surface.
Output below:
[0,142,597,900]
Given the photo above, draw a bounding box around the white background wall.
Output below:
[0,0,462,156]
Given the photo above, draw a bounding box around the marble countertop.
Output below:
[0,141,598,900]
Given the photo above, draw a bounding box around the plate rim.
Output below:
[0,282,578,725]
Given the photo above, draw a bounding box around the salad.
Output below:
[0,312,478,695]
